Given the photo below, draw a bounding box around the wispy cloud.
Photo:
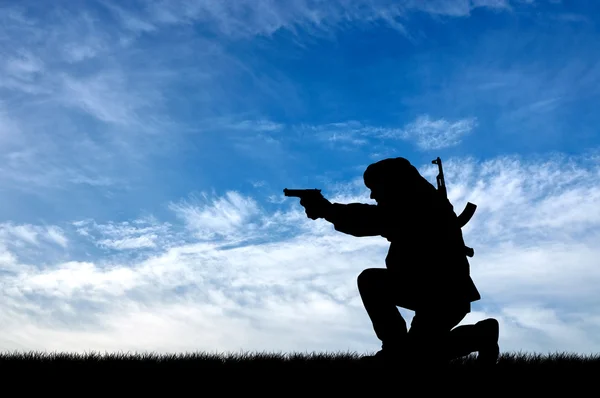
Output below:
[301,121,383,149]
[0,223,68,249]
[410,0,511,17]
[0,9,163,198]
[138,0,410,39]
[169,192,263,241]
[60,72,158,127]
[293,115,477,151]
[114,0,519,41]
[73,218,176,252]
[46,226,69,248]
[398,115,478,150]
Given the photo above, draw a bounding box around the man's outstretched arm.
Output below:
[322,203,383,237]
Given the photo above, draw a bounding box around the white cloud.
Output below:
[9,225,39,245]
[45,227,69,248]
[98,236,157,250]
[294,116,476,151]
[398,115,478,150]
[0,244,18,272]
[73,218,175,252]
[234,119,284,132]
[301,121,400,151]
[169,191,263,240]
[214,119,285,133]
[0,223,69,249]
[60,72,162,127]
[429,153,600,241]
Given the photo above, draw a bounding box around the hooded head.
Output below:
[363,157,434,206]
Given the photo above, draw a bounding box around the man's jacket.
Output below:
[323,194,481,312]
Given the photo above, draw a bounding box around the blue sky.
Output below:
[1,0,600,355]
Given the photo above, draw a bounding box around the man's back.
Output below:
[323,178,480,309]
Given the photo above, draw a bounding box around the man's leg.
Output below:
[357,268,408,353]
[447,318,500,365]
[409,310,500,365]
[407,308,467,364]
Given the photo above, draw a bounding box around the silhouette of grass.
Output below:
[2,350,599,368]
[1,350,597,391]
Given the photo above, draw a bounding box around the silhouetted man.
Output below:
[299,157,499,366]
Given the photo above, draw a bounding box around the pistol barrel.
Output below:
[283,188,321,197]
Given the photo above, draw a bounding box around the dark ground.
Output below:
[1,351,597,393]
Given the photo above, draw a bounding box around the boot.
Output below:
[360,341,407,367]
[475,318,500,366]
[446,318,500,365]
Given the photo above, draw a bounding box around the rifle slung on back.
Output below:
[432,157,476,258]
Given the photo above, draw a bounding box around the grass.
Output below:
[2,350,599,370]
[2,351,598,391]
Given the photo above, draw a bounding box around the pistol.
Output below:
[283,188,322,200]
[283,188,325,220]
